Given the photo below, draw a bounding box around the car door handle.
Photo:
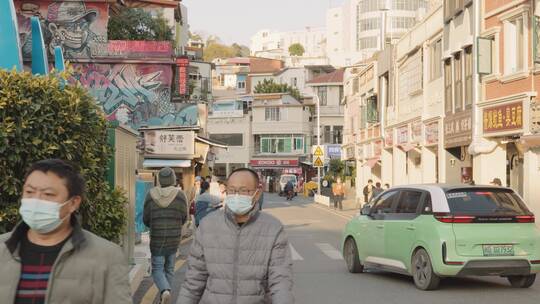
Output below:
[406,226,416,231]
[376,224,384,229]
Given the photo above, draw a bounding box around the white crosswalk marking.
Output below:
[289,244,304,261]
[315,243,344,260]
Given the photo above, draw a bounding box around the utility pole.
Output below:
[315,95,321,195]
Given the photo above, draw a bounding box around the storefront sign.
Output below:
[374,140,383,157]
[397,125,409,145]
[250,159,298,167]
[282,167,302,174]
[356,145,364,160]
[210,110,244,118]
[177,56,189,96]
[444,110,472,148]
[326,145,342,159]
[384,128,393,147]
[483,102,523,134]
[425,122,439,146]
[412,120,422,143]
[144,130,195,155]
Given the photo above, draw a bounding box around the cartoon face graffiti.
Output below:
[46,2,98,55]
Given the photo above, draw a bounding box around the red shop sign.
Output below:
[177,57,189,96]
[250,159,299,167]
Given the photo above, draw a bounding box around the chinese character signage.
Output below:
[385,128,393,147]
[250,159,299,167]
[397,125,409,145]
[411,120,422,143]
[444,109,472,148]
[374,140,383,157]
[483,102,523,134]
[144,130,195,155]
[177,56,189,96]
[425,122,439,146]
[326,145,342,159]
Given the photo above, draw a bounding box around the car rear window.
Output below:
[280,176,296,183]
[445,188,530,215]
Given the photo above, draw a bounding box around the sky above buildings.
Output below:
[183,0,346,46]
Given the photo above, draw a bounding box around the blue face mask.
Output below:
[19,198,71,234]
[225,193,256,215]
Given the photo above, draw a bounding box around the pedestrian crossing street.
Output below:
[288,242,343,261]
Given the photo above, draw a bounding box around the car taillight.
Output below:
[515,215,535,223]
[434,213,475,223]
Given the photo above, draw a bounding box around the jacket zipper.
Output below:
[44,248,72,303]
[232,226,241,304]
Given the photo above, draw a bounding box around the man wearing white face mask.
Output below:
[0,159,131,304]
[178,168,294,304]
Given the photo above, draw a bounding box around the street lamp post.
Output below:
[315,95,321,196]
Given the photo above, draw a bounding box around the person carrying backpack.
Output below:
[143,167,188,304]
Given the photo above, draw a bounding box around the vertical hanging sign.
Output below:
[177,56,190,96]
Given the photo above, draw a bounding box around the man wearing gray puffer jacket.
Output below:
[178,168,294,304]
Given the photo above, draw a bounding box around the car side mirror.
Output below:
[360,205,371,216]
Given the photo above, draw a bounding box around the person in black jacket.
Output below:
[143,167,187,304]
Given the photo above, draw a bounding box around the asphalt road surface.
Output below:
[134,193,540,304]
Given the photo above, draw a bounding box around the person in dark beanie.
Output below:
[0,159,131,303]
[144,167,188,304]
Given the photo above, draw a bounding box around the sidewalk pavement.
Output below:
[130,227,193,294]
[314,194,360,219]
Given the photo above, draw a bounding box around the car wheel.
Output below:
[412,249,440,290]
[507,274,536,288]
[344,237,364,273]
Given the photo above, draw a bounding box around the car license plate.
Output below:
[482,245,514,256]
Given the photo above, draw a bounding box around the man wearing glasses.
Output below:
[178,168,294,304]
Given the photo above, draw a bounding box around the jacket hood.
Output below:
[150,186,179,208]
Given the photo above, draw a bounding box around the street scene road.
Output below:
[133,193,540,304]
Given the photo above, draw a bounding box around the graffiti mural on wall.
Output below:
[74,63,199,129]
[16,1,107,59]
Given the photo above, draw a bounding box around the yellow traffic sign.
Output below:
[313,146,324,157]
[313,156,324,167]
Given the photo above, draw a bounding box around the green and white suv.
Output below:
[341,185,540,290]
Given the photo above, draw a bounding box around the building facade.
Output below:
[473,0,540,219]
[250,93,313,191]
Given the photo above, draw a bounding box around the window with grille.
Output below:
[454,52,463,111]
[265,107,281,121]
[444,58,452,113]
[464,46,473,108]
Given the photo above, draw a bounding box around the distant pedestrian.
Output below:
[332,177,345,210]
[490,178,502,187]
[373,182,383,198]
[178,168,293,304]
[363,179,374,205]
[194,182,222,227]
[284,180,295,201]
[144,167,188,304]
[0,159,131,303]
[384,183,390,190]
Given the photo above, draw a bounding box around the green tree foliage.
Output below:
[254,79,302,101]
[203,41,236,62]
[0,69,127,243]
[288,43,306,56]
[108,8,173,41]
[203,40,250,62]
[325,159,347,184]
[231,43,250,57]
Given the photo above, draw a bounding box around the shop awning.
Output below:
[520,134,540,148]
[195,136,228,149]
[363,158,380,168]
[398,143,418,152]
[143,159,191,168]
